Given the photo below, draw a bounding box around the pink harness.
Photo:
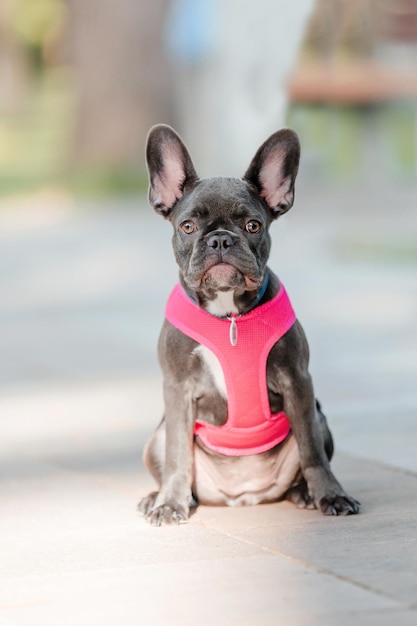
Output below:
[165,282,296,456]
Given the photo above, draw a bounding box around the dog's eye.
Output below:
[180,221,197,234]
[245,220,262,234]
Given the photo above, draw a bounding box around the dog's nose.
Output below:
[206,231,236,250]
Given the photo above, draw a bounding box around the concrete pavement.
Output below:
[0,185,416,625]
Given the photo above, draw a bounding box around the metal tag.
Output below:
[228,316,238,347]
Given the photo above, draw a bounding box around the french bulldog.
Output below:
[138,124,360,526]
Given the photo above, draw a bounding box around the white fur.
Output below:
[195,345,227,399]
[205,290,238,316]
[196,291,237,399]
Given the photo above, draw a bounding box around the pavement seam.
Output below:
[192,521,414,610]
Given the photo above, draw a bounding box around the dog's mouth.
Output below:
[201,263,259,291]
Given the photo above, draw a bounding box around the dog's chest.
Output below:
[195,345,227,399]
[205,290,238,316]
[194,290,236,403]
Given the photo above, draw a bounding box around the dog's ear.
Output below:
[243,129,300,219]
[146,124,198,217]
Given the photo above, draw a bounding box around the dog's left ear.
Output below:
[243,129,300,219]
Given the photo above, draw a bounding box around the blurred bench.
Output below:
[288,61,417,105]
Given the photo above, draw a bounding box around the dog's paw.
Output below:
[303,467,360,516]
[146,502,189,527]
[138,493,190,526]
[138,491,158,517]
[318,494,361,516]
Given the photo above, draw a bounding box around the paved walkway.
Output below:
[0,185,416,625]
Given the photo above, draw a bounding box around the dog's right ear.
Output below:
[243,129,300,219]
[146,124,198,218]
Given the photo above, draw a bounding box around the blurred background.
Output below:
[0,0,416,195]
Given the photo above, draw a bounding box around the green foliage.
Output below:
[0,69,70,195]
[0,70,148,199]
[287,102,417,183]
[65,167,149,198]
[10,0,67,48]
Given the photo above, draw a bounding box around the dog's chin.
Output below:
[201,263,258,292]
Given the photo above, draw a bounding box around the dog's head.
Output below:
[146,125,300,313]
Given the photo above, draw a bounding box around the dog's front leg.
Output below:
[144,382,195,526]
[281,371,359,516]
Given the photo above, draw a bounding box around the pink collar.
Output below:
[165,282,296,455]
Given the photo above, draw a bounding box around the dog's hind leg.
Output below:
[138,420,166,516]
[285,478,315,509]
[316,400,334,461]
[285,400,334,509]
[143,419,166,484]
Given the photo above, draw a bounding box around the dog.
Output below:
[138,124,360,525]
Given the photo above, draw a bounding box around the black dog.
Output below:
[139,124,360,525]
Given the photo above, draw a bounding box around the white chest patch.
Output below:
[206,290,238,316]
[195,345,227,399]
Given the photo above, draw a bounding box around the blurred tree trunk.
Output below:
[65,0,172,168]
